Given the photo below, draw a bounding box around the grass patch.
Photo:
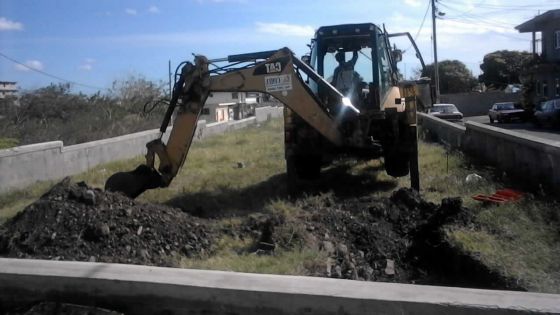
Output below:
[0,138,19,150]
[181,234,326,275]
[1,117,559,292]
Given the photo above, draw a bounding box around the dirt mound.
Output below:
[0,179,213,266]
[251,188,469,283]
[0,179,476,286]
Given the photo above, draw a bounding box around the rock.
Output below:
[97,223,110,237]
[384,259,395,276]
[334,265,342,278]
[83,190,96,205]
[336,243,348,257]
[236,162,246,169]
[322,241,335,255]
[137,226,143,236]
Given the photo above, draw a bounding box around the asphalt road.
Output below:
[462,115,560,141]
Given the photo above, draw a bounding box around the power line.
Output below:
[0,51,108,91]
[404,0,431,53]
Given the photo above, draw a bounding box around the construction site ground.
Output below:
[0,118,559,295]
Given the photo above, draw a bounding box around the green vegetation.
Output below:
[0,118,558,293]
[0,77,166,147]
[0,138,19,149]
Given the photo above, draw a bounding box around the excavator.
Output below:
[105,23,432,198]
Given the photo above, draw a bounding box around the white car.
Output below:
[428,103,463,121]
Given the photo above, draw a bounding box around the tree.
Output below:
[479,50,533,89]
[420,60,477,94]
[110,75,166,114]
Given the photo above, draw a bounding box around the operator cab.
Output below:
[308,23,399,113]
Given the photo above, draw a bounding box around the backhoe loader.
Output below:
[105,23,432,198]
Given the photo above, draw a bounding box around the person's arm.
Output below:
[350,51,358,66]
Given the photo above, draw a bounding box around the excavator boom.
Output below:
[105,48,359,197]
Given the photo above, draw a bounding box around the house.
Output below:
[516,10,560,102]
[0,81,17,99]
[200,92,258,123]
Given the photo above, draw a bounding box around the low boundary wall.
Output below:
[0,258,558,315]
[419,113,560,187]
[0,106,283,193]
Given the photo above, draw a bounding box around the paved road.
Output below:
[462,115,560,141]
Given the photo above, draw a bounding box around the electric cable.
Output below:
[404,0,431,53]
[0,51,108,91]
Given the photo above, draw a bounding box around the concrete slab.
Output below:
[0,258,558,314]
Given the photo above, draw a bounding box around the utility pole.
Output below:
[168,60,172,99]
[431,0,440,102]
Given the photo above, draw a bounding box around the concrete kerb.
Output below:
[0,258,558,315]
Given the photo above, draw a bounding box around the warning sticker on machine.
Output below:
[264,74,292,92]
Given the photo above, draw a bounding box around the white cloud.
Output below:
[79,58,95,71]
[148,5,160,14]
[125,8,137,15]
[255,22,314,37]
[79,64,93,71]
[404,0,422,7]
[0,17,23,31]
[15,60,44,72]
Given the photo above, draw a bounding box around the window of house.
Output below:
[231,92,238,99]
[536,80,541,96]
[543,80,549,97]
[555,31,560,49]
[556,79,560,97]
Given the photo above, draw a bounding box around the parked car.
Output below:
[488,102,526,123]
[427,103,463,121]
[533,98,560,128]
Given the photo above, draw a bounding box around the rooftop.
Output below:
[516,9,560,33]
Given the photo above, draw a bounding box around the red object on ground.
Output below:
[472,189,524,204]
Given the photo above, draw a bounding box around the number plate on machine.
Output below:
[264,74,292,92]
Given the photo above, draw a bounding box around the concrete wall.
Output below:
[418,112,560,187]
[0,106,283,194]
[418,113,465,149]
[0,258,558,315]
[440,91,521,117]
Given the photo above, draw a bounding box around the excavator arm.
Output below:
[105,48,358,198]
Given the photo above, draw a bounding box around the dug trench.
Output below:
[0,178,524,301]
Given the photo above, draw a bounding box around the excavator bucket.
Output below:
[105,165,164,198]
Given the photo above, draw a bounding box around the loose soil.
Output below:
[0,178,213,266]
[0,178,511,290]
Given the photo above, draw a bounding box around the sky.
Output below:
[0,0,559,93]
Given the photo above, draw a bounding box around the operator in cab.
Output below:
[332,50,358,92]
[332,50,361,107]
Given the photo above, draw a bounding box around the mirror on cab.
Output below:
[301,55,311,65]
[392,49,403,63]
